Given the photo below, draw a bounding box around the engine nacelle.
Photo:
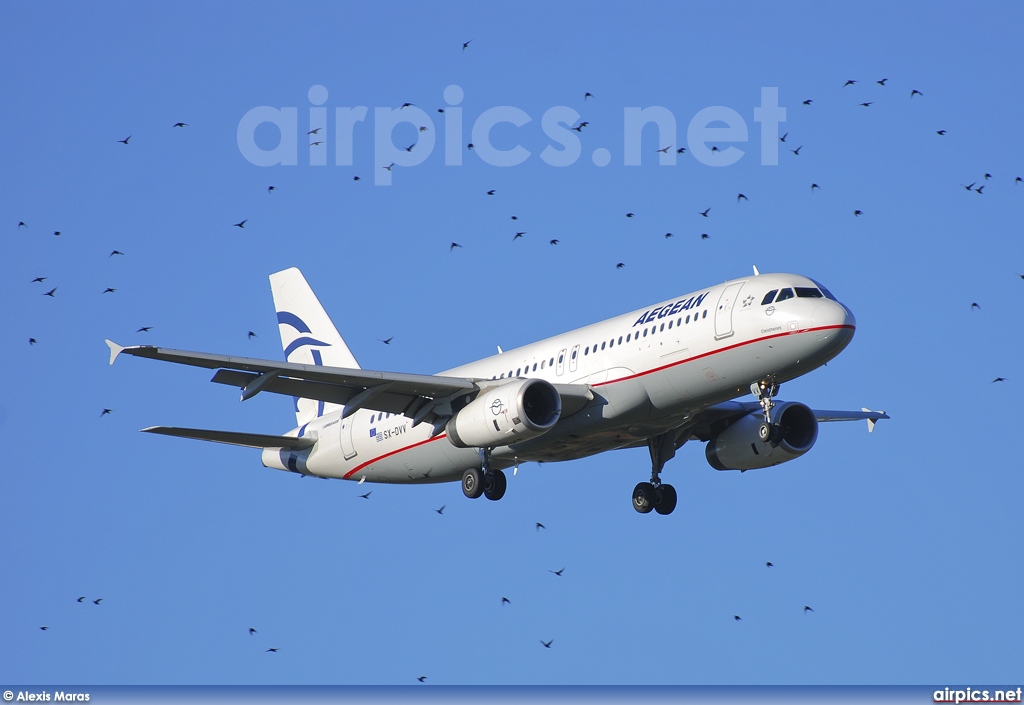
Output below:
[705,401,818,471]
[446,378,561,449]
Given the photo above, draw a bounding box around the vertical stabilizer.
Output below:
[269,268,360,426]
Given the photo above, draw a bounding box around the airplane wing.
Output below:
[106,340,593,427]
[683,400,890,441]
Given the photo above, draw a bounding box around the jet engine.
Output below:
[446,378,561,449]
[705,401,818,471]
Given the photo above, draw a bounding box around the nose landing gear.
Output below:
[752,380,781,444]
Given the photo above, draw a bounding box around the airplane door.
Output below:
[556,348,567,376]
[340,417,357,460]
[714,282,745,340]
[568,344,580,373]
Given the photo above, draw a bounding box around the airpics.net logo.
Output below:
[236,85,788,186]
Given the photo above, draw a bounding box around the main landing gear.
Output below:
[751,380,781,444]
[462,448,507,501]
[632,432,680,516]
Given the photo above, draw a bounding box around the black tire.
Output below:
[758,422,772,442]
[632,482,655,514]
[654,484,677,515]
[462,467,484,499]
[484,469,507,501]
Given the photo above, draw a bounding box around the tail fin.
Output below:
[269,267,360,426]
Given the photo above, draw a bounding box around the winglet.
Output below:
[861,407,887,433]
[105,339,125,366]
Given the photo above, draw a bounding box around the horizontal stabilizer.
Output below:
[141,426,315,450]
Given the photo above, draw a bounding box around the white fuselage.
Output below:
[263,273,856,484]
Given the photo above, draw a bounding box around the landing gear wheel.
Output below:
[654,484,677,515]
[632,482,656,514]
[758,422,772,442]
[483,469,507,501]
[462,467,484,499]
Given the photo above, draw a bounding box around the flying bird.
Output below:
[984,173,992,180]
[853,210,863,216]
[737,193,748,202]
[93,598,103,605]
[44,287,56,297]
[803,99,813,105]
[487,189,495,195]
[970,302,980,310]
[77,596,86,602]
[936,130,946,135]
[548,567,565,576]
[109,250,124,257]
[625,212,634,218]
[992,377,1007,383]
[676,147,685,153]
[31,276,46,282]
[248,331,257,339]
[400,103,414,109]
[102,287,116,294]
[664,232,673,239]
[467,143,474,150]
[549,239,559,245]
[699,208,710,217]
[616,263,625,269]
[511,215,518,220]
[54,231,61,236]
[859,102,873,107]
[379,337,393,345]
[359,491,372,499]
[780,132,788,142]
[733,615,742,621]
[1015,177,1022,184]
[877,78,888,86]
[656,145,672,154]
[811,183,820,191]
[701,233,709,240]
[417,676,427,683]
[910,89,923,98]
[803,605,814,613]
[535,522,545,531]
[462,40,472,52]
[791,145,803,155]
[173,122,188,127]
[433,505,446,515]
[268,185,276,193]
[136,326,152,332]
[766,562,773,567]
[118,135,131,144]
[40,626,49,631]
[311,141,324,147]
[843,80,857,87]
[584,92,593,100]
[233,219,247,228]
[100,409,112,417]
[266,648,279,653]
[513,231,526,240]
[501,597,510,605]
[308,128,321,135]
[383,163,395,171]
[449,242,462,252]
[19,221,27,228]
[29,338,36,345]
[540,640,553,648]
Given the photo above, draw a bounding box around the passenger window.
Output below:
[761,289,778,305]
[571,350,576,360]
[685,315,690,324]
[668,320,673,329]
[643,329,648,337]
[660,323,665,332]
[776,288,795,302]
[550,357,554,366]
[618,336,623,345]
[601,342,606,350]
[584,347,589,355]
[558,354,563,363]
[532,363,537,371]
[703,310,708,319]
[516,368,521,376]
[540,361,545,369]
[795,287,823,298]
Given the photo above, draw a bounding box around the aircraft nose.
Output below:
[813,299,855,330]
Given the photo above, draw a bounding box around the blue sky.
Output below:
[2,1,1023,688]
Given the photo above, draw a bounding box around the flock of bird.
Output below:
[14,34,1020,683]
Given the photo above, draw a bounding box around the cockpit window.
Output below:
[795,287,823,298]
[761,290,778,305]
[811,280,838,301]
[775,288,795,302]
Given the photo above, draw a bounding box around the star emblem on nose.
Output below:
[742,295,755,307]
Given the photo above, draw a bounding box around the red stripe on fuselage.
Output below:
[343,434,448,479]
[338,324,854,478]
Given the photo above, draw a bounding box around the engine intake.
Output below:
[705,401,818,471]
[447,378,561,449]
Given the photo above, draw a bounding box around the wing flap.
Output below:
[141,426,316,449]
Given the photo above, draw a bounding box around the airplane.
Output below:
[105,267,887,516]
